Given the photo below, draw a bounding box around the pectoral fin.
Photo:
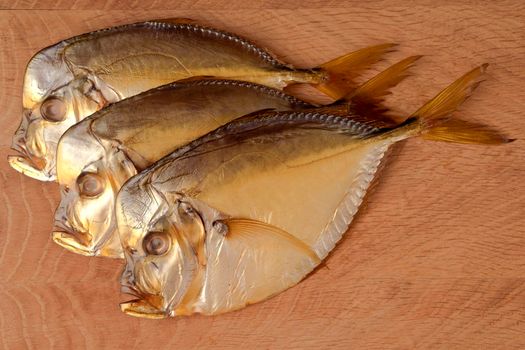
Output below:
[222,218,321,264]
[201,218,320,314]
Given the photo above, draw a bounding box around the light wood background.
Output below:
[0,1,524,349]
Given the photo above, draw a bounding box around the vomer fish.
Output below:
[53,56,420,258]
[8,17,395,182]
[115,65,511,319]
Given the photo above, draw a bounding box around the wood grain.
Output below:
[0,1,524,349]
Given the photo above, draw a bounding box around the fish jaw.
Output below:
[120,299,167,319]
[7,154,55,181]
[52,230,96,256]
[52,229,123,258]
[120,284,167,319]
[9,119,53,181]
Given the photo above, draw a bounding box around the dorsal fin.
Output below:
[309,104,396,129]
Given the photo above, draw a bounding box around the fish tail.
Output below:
[389,64,512,145]
[348,55,422,102]
[314,43,398,100]
[338,55,422,125]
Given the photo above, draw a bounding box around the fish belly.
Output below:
[198,141,390,258]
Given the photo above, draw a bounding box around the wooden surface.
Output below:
[0,1,524,349]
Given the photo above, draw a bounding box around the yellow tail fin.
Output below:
[422,119,512,144]
[314,43,397,100]
[343,55,422,125]
[410,64,512,144]
[349,55,422,103]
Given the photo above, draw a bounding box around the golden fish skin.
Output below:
[52,57,423,259]
[116,65,510,319]
[8,17,396,182]
[53,79,317,258]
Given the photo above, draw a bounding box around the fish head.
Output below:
[53,120,137,258]
[117,179,206,318]
[9,44,119,181]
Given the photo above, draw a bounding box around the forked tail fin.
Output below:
[342,55,422,125]
[400,64,512,144]
[313,43,397,99]
[348,55,422,103]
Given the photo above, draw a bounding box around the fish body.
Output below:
[53,79,314,258]
[52,54,420,258]
[117,109,399,318]
[9,17,395,181]
[115,65,510,318]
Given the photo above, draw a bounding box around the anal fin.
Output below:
[313,142,391,259]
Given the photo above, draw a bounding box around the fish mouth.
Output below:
[53,224,124,259]
[8,146,53,182]
[52,229,96,257]
[120,286,167,319]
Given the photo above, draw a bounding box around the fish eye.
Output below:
[77,173,105,198]
[143,231,171,256]
[40,97,67,122]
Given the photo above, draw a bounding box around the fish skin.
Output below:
[115,65,511,318]
[53,56,422,259]
[116,109,399,318]
[52,79,316,259]
[9,18,395,182]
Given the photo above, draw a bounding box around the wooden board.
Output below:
[0,1,524,349]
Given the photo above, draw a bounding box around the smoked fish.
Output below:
[53,56,419,258]
[9,18,394,181]
[115,65,510,318]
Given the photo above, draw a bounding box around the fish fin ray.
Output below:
[223,218,321,264]
[202,218,320,313]
[313,143,389,258]
[412,64,488,121]
[307,104,396,130]
[405,64,512,144]
[422,119,513,144]
[349,55,422,104]
[343,55,422,124]
[314,43,398,100]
